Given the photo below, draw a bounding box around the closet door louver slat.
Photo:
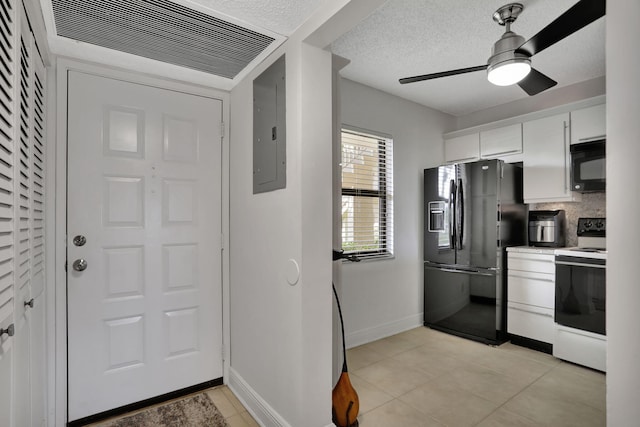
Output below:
[16,30,30,303]
[31,55,44,297]
[0,0,14,336]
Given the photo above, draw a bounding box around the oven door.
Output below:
[555,255,606,335]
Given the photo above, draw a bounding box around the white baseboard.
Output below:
[227,367,292,427]
[345,313,423,349]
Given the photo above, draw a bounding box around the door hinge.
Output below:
[220,233,225,251]
[220,122,225,138]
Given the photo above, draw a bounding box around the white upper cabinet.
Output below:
[523,113,581,203]
[480,123,523,160]
[444,133,480,163]
[570,103,606,144]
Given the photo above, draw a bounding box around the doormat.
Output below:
[99,392,229,427]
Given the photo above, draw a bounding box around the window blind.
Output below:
[341,128,393,259]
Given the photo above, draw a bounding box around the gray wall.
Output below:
[339,79,455,346]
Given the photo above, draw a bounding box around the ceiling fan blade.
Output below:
[517,68,558,96]
[399,65,487,84]
[516,0,605,57]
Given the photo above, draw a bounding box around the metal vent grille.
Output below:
[51,0,276,78]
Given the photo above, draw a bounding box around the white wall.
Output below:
[606,0,640,424]
[455,76,605,129]
[229,40,333,427]
[339,79,455,347]
[227,2,392,426]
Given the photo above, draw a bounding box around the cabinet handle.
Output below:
[578,134,606,142]
[508,273,554,282]
[485,148,520,157]
[563,121,568,192]
[509,305,554,317]
[556,260,606,269]
[448,156,478,164]
[24,298,34,308]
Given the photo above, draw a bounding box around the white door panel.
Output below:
[67,71,223,421]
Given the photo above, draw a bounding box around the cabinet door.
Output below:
[571,104,606,144]
[508,253,555,275]
[507,272,555,308]
[523,113,578,202]
[480,123,522,158]
[444,133,479,163]
[508,302,555,344]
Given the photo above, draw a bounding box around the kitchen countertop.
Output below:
[507,246,562,254]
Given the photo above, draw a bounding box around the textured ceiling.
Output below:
[330,0,606,117]
[41,0,605,115]
[192,0,324,35]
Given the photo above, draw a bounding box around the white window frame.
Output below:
[340,126,393,260]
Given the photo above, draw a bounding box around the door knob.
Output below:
[73,259,88,272]
[0,324,14,337]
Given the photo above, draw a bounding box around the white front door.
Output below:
[67,71,223,421]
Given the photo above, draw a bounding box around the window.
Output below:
[341,127,393,259]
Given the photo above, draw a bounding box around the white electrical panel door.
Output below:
[67,71,224,421]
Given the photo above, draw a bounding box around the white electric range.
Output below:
[553,218,606,372]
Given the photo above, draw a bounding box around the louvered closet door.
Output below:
[0,0,15,425]
[13,15,31,426]
[29,49,46,427]
[14,9,47,426]
[67,71,223,421]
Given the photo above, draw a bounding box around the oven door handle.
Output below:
[556,260,606,269]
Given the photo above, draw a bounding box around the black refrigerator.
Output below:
[423,159,526,344]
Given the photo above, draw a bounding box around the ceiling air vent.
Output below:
[51,0,276,79]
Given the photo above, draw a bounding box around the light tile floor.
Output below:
[206,386,260,427]
[348,327,606,427]
[88,326,605,427]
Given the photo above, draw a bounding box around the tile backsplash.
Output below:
[530,192,606,247]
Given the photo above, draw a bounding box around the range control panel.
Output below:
[577,217,606,237]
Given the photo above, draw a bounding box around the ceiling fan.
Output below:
[399,0,606,96]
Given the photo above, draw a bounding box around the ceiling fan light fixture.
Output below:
[487,58,531,86]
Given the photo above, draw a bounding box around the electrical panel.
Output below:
[253,55,286,193]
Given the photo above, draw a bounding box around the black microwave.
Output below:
[570,139,605,192]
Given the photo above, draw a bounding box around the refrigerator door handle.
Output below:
[425,264,496,277]
[449,179,456,250]
[457,178,464,248]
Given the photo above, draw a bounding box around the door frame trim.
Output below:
[48,57,231,426]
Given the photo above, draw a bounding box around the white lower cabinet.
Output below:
[507,250,556,347]
[508,302,555,344]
